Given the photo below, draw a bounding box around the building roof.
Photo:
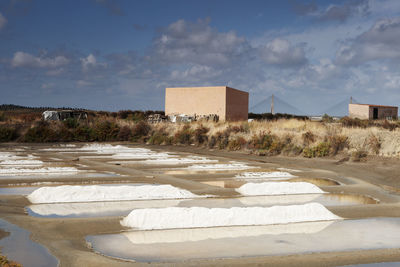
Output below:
[349,103,398,108]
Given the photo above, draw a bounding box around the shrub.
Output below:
[0,112,5,122]
[227,136,246,151]
[269,140,285,155]
[148,130,172,145]
[328,135,348,155]
[351,150,368,162]
[340,117,368,128]
[302,131,315,146]
[315,142,330,157]
[174,125,193,144]
[63,118,79,129]
[367,134,380,155]
[92,120,120,141]
[132,121,150,141]
[22,121,57,142]
[208,135,217,148]
[194,125,209,145]
[303,142,330,158]
[249,132,274,150]
[214,131,230,149]
[322,114,334,123]
[0,126,17,142]
[73,125,95,141]
[118,126,132,141]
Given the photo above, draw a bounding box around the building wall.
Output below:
[349,104,398,120]
[225,87,249,121]
[368,106,398,120]
[349,104,370,119]
[165,86,227,120]
[165,86,249,121]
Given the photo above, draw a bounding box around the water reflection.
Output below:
[86,218,400,262]
[28,193,376,218]
[0,219,58,267]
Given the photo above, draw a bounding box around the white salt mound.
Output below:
[27,184,201,204]
[187,161,256,171]
[142,156,217,165]
[0,159,43,166]
[0,167,79,175]
[120,203,341,230]
[235,182,324,196]
[235,172,295,180]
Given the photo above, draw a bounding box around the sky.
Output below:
[1,0,400,115]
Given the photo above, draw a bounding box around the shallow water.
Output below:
[0,219,58,267]
[86,218,400,262]
[27,193,376,218]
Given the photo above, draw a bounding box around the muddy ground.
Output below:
[0,143,400,266]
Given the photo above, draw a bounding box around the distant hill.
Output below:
[0,104,87,112]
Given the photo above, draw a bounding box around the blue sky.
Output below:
[1,0,400,115]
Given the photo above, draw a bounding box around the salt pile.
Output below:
[78,144,176,159]
[142,156,217,165]
[235,172,295,180]
[28,199,182,217]
[123,220,334,244]
[186,161,257,171]
[236,182,324,196]
[0,159,43,166]
[120,203,341,230]
[0,167,80,175]
[27,184,202,204]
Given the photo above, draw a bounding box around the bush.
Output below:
[249,132,274,150]
[22,121,58,142]
[322,114,334,123]
[0,126,17,142]
[367,134,380,155]
[351,150,368,162]
[227,136,246,151]
[174,125,193,144]
[148,130,172,145]
[73,125,95,141]
[0,112,5,122]
[303,142,330,158]
[132,121,150,141]
[63,118,79,129]
[302,131,315,146]
[340,117,368,128]
[194,125,209,145]
[92,120,120,141]
[328,135,348,155]
[118,126,132,141]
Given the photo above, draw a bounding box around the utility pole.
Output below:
[350,96,353,104]
[271,94,275,115]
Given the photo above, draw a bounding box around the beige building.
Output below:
[349,103,398,120]
[165,86,248,121]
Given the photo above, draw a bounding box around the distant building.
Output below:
[165,86,249,121]
[42,110,88,121]
[349,104,398,120]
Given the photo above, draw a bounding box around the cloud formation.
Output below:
[336,17,400,64]
[259,38,307,67]
[11,51,69,68]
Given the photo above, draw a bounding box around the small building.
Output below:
[165,86,249,121]
[349,104,398,120]
[42,110,88,121]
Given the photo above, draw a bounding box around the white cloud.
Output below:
[336,17,400,64]
[11,52,69,68]
[259,38,307,67]
[0,12,7,30]
[80,54,107,72]
[152,18,248,66]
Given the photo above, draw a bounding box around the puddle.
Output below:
[0,219,58,266]
[86,217,400,262]
[27,193,376,218]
